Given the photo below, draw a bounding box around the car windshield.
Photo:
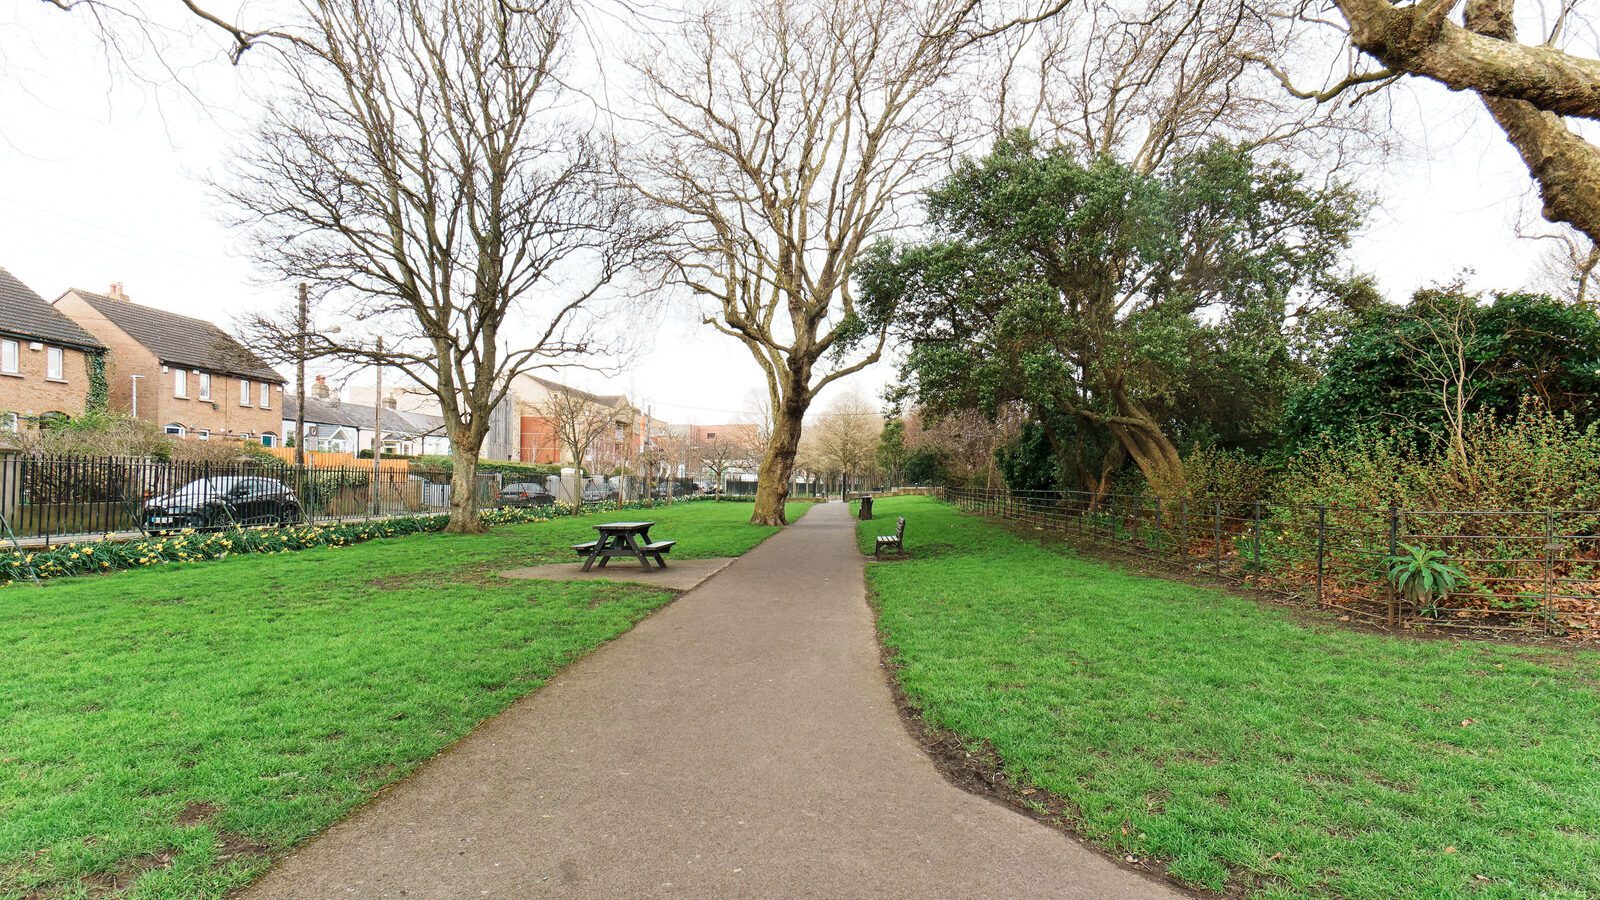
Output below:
[171,477,249,495]
[502,483,544,493]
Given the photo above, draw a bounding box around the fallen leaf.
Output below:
[1444,846,1457,854]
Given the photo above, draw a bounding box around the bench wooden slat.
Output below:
[642,540,676,552]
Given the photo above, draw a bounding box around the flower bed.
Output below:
[2,499,666,586]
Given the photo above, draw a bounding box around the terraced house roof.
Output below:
[0,268,104,351]
[67,289,284,383]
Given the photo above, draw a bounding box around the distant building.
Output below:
[344,376,516,461]
[0,267,107,434]
[54,284,288,445]
[511,374,639,469]
[284,380,450,456]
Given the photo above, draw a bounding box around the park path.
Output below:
[241,502,1183,899]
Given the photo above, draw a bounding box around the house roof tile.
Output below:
[67,290,283,382]
[0,269,105,351]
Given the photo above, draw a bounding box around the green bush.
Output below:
[414,455,565,478]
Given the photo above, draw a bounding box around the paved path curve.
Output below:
[243,502,1184,899]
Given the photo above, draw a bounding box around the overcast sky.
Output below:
[0,2,1559,426]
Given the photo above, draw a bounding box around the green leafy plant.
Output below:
[1386,543,1465,616]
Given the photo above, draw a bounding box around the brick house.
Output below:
[0,267,107,434]
[511,374,638,468]
[54,285,288,445]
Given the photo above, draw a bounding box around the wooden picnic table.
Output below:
[574,521,676,572]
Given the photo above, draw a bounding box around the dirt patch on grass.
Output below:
[83,850,176,896]
[216,831,269,863]
[178,800,218,826]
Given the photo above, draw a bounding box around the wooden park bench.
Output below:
[874,516,907,559]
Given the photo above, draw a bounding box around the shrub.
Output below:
[1181,447,1274,501]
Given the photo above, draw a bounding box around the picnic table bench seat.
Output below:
[571,540,599,555]
[875,517,907,559]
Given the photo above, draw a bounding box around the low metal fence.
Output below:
[940,486,1600,637]
[0,454,503,547]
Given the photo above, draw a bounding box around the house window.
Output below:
[1,413,16,432]
[261,432,278,448]
[196,429,211,441]
[198,373,211,401]
[240,379,252,406]
[0,340,17,374]
[46,347,63,381]
[174,369,188,398]
[260,382,271,409]
[164,423,186,437]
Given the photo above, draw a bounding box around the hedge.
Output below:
[1,498,677,586]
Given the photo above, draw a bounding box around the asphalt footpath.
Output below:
[241,501,1184,899]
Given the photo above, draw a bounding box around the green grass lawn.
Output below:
[0,500,802,900]
[858,495,1600,900]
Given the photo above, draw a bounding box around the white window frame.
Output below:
[1,412,17,433]
[164,423,187,437]
[0,340,17,375]
[174,369,188,398]
[260,382,271,409]
[197,372,211,401]
[240,378,252,406]
[196,429,211,441]
[46,346,64,381]
[261,432,277,447]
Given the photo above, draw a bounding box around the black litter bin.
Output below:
[858,495,874,520]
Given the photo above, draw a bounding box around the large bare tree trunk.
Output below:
[751,391,806,526]
[1104,396,1185,495]
[447,430,489,534]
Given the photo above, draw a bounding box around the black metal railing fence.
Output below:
[0,454,503,546]
[939,486,1600,636]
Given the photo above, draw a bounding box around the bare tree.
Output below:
[1258,0,1600,245]
[811,392,882,494]
[693,432,751,497]
[537,385,622,471]
[222,0,648,533]
[1012,0,1379,174]
[1524,222,1600,303]
[1395,291,1486,469]
[624,0,1060,525]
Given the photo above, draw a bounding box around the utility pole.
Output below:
[294,283,308,467]
[372,335,384,517]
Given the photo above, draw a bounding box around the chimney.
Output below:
[312,375,331,400]
[107,282,129,301]
[384,396,397,410]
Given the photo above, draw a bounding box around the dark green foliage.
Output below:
[994,422,1061,492]
[862,132,1364,491]
[85,352,109,414]
[414,455,565,478]
[902,445,951,485]
[1285,289,1600,448]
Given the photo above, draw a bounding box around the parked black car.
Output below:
[143,476,303,531]
[581,483,617,504]
[498,482,556,507]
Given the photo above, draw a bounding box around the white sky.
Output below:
[0,2,1557,426]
